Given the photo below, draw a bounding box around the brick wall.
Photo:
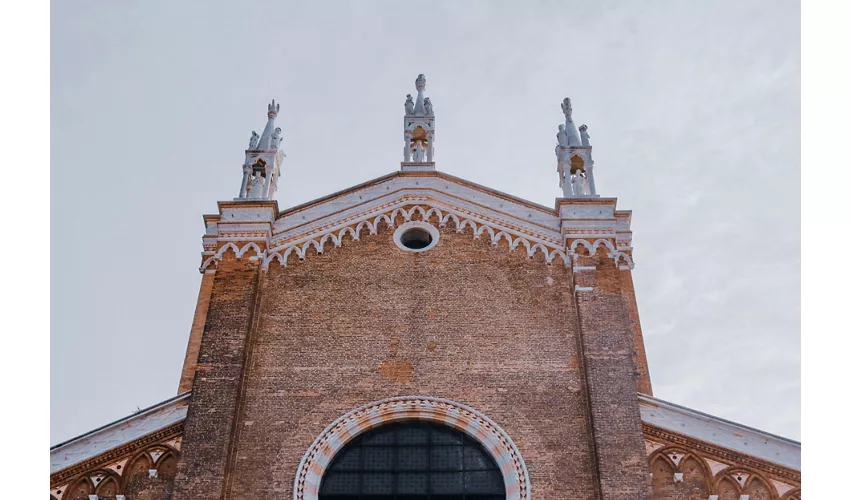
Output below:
[174,214,652,499]
[574,250,653,499]
[171,257,262,500]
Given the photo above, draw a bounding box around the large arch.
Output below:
[293,396,531,500]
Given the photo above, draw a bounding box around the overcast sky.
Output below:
[51,0,800,444]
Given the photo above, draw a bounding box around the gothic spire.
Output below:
[238,100,284,201]
[402,74,436,171]
[555,97,597,198]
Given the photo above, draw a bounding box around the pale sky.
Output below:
[51,0,800,444]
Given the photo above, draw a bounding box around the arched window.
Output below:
[319,421,506,500]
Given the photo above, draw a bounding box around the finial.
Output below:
[579,124,590,146]
[237,99,284,200]
[267,99,280,118]
[401,74,436,171]
[554,98,596,197]
[561,98,572,120]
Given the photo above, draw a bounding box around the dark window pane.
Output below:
[431,426,463,445]
[465,445,497,470]
[361,428,396,445]
[397,424,430,445]
[319,471,360,494]
[397,472,428,494]
[362,472,394,494]
[319,421,505,498]
[362,446,395,470]
[431,446,463,471]
[331,447,361,471]
[465,470,505,494]
[398,446,429,471]
[430,471,464,494]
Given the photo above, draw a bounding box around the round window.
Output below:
[393,222,440,252]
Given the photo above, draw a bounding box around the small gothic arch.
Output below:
[63,476,96,500]
[122,451,153,493]
[216,242,241,259]
[741,472,780,499]
[569,154,585,173]
[154,450,180,481]
[94,472,121,497]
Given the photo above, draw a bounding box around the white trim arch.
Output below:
[293,396,531,500]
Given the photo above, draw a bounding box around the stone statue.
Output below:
[557,161,566,188]
[248,172,265,199]
[270,127,282,150]
[579,124,590,146]
[557,124,569,147]
[573,169,589,196]
[415,74,426,91]
[560,97,581,146]
[412,140,425,162]
[404,94,414,115]
[570,171,581,197]
[423,97,433,116]
[249,131,259,149]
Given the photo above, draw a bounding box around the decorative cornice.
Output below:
[643,423,800,484]
[50,421,183,488]
[199,200,639,273]
[262,203,570,271]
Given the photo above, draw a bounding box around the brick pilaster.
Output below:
[574,254,652,499]
[171,257,262,500]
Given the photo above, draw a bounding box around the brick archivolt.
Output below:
[294,396,531,500]
[647,443,801,499]
[50,439,181,499]
[200,203,635,273]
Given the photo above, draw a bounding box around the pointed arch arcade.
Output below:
[293,396,531,500]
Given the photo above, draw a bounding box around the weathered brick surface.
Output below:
[222,218,603,499]
[574,251,653,499]
[171,213,657,499]
[649,455,710,499]
[171,256,262,500]
[620,268,652,395]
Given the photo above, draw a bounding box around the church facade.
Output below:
[50,75,801,500]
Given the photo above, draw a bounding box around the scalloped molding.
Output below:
[293,396,531,500]
[568,238,634,269]
[200,203,638,273]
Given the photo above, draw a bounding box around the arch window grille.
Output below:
[318,421,506,500]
